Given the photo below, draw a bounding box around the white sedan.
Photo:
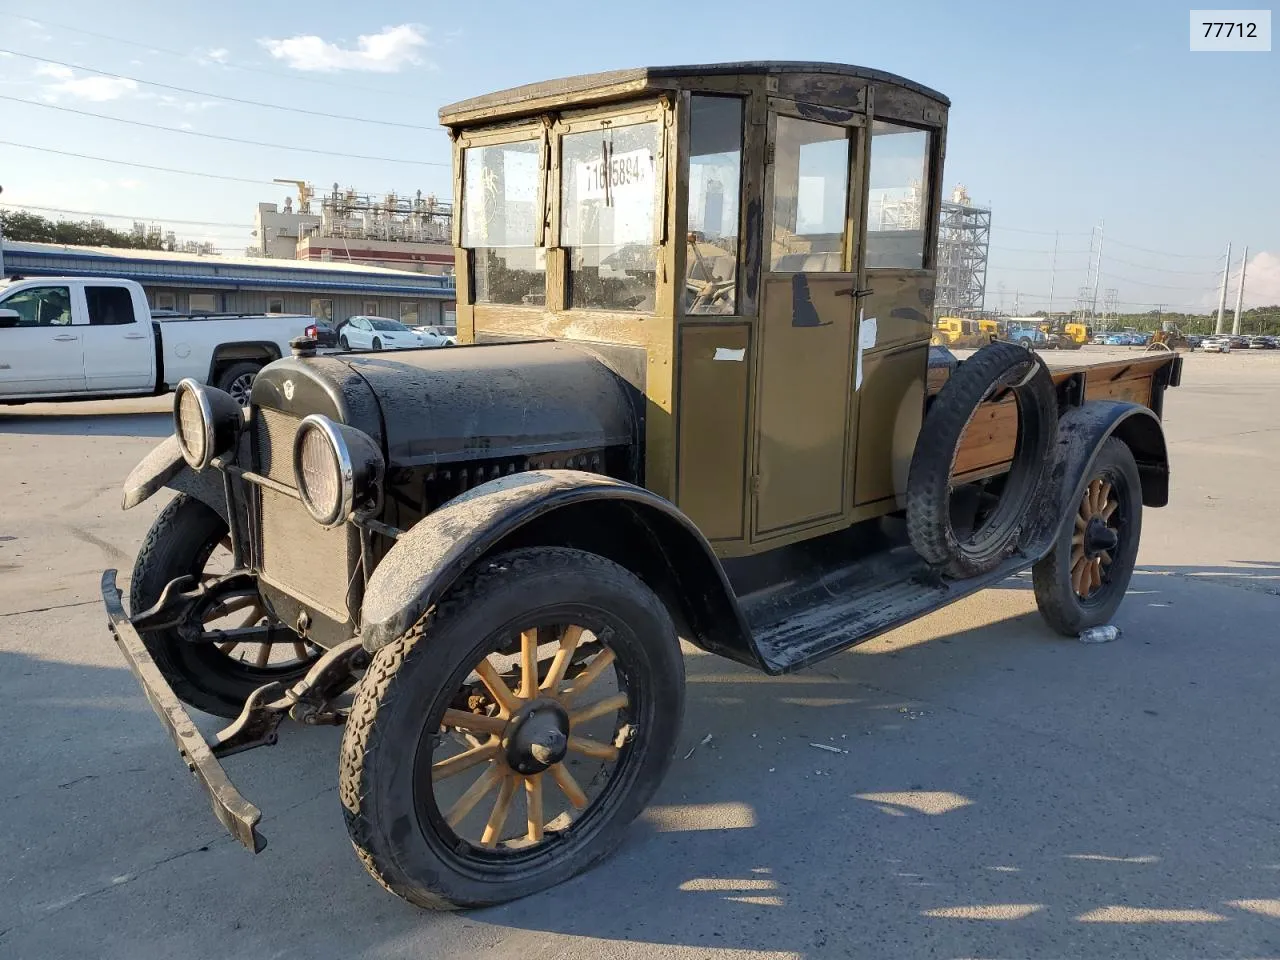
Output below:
[337,316,429,351]
[411,324,458,346]
[1201,336,1231,353]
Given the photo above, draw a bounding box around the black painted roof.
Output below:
[438,61,949,124]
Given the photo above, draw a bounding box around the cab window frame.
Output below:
[863,117,937,273]
[550,99,670,315]
[455,121,548,310]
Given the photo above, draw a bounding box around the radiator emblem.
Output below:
[283,379,295,401]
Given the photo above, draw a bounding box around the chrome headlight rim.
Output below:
[173,378,215,470]
[293,414,354,528]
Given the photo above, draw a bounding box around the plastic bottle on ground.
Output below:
[1078,625,1121,644]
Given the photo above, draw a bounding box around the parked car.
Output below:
[0,276,313,406]
[1247,335,1275,350]
[337,316,429,351]
[410,324,458,346]
[304,319,340,348]
[1201,336,1231,353]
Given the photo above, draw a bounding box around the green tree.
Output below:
[0,209,164,250]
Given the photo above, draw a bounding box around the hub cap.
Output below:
[1071,478,1119,599]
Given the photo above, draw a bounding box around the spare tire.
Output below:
[906,341,1058,578]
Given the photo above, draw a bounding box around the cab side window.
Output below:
[86,286,136,326]
[864,120,932,270]
[0,286,73,327]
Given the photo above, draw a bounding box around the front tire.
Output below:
[1032,438,1143,635]
[340,547,685,910]
[372,337,383,350]
[339,335,350,350]
[129,495,317,717]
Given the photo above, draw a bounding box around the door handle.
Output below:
[835,288,876,298]
[52,334,79,342]
[123,333,148,339]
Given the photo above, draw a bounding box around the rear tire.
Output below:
[214,361,261,409]
[340,547,685,910]
[339,335,350,350]
[1033,438,1143,636]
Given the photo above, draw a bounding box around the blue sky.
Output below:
[0,0,1275,311]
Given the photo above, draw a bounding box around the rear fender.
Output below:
[360,470,765,670]
[1027,400,1169,560]
[121,433,231,524]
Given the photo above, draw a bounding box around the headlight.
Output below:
[292,415,384,527]
[173,379,241,470]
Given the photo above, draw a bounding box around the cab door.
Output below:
[81,284,153,392]
[752,112,859,539]
[0,282,85,396]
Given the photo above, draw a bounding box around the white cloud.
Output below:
[0,52,12,59]
[117,179,142,190]
[153,94,220,114]
[1243,251,1280,308]
[205,48,230,63]
[259,23,427,73]
[36,64,138,102]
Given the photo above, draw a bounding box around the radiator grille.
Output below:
[251,405,354,624]
[258,486,356,623]
[253,408,300,485]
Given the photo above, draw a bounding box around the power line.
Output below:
[1103,252,1227,276]
[0,10,406,97]
[0,94,448,167]
[1105,237,1226,260]
[0,201,250,229]
[0,139,280,185]
[0,48,443,132]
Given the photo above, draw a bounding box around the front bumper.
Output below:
[101,569,266,853]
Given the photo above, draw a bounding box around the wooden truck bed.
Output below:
[929,350,1180,484]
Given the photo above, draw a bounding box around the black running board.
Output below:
[742,547,1036,673]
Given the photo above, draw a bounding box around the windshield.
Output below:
[369,319,408,332]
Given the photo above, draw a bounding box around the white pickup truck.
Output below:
[0,276,313,406]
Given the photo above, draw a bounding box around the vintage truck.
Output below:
[102,61,1182,911]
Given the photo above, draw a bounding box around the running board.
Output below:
[742,547,1036,674]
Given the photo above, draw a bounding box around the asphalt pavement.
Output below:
[2,348,1279,960]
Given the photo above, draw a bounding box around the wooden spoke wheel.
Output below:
[1070,478,1121,600]
[429,624,633,852]
[340,547,685,910]
[1032,438,1143,636]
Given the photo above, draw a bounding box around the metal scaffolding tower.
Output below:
[934,185,991,316]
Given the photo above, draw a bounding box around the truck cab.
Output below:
[0,277,153,396]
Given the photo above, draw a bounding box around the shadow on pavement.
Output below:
[4,562,1280,959]
[0,409,172,439]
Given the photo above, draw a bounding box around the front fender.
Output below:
[121,434,230,524]
[360,470,763,669]
[1028,400,1169,560]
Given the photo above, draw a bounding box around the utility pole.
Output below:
[1215,242,1232,334]
[1047,230,1059,321]
[0,184,6,278]
[1089,220,1105,321]
[1232,245,1248,335]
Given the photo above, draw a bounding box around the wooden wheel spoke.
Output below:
[1071,533,1084,547]
[518,629,539,700]
[253,643,271,668]
[442,708,507,736]
[475,657,521,716]
[1072,557,1089,597]
[568,735,618,761]
[1075,512,1088,531]
[1089,559,1102,592]
[550,763,588,809]
[525,775,544,842]
[433,742,499,781]
[217,640,239,656]
[446,765,503,828]
[479,775,517,847]
[561,648,616,705]
[292,641,310,660]
[540,625,584,694]
[1100,551,1113,566]
[1098,481,1113,511]
[1102,501,1118,522]
[569,692,629,727]
[205,594,257,621]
